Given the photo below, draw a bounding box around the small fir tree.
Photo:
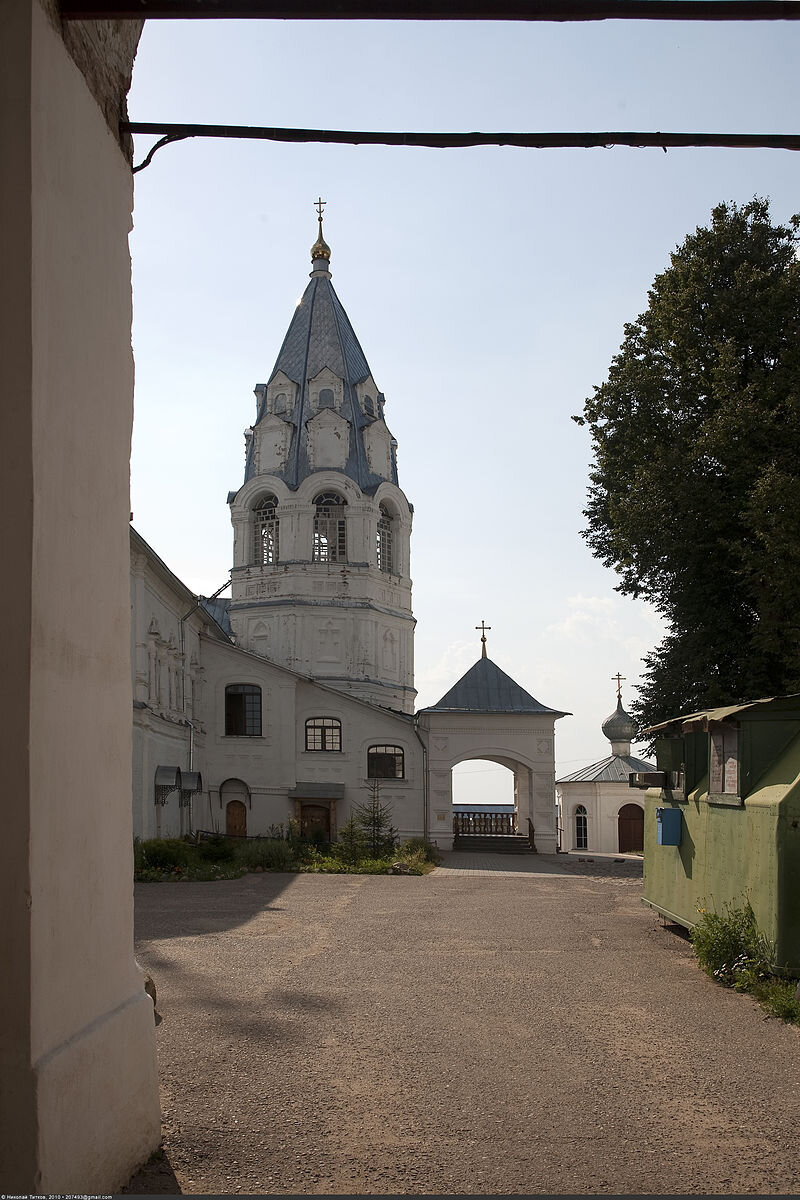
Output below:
[334,815,368,865]
[353,780,397,857]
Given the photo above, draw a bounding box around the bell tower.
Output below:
[227,206,416,713]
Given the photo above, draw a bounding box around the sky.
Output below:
[127,15,800,803]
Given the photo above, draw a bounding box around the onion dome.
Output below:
[602,696,636,745]
[310,215,331,263]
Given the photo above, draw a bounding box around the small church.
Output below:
[556,683,654,853]
[131,209,570,851]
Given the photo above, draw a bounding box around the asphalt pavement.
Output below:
[127,852,800,1195]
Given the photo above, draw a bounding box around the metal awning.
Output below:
[643,694,800,735]
[154,765,182,789]
[154,765,182,806]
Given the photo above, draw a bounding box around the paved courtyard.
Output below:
[128,853,800,1195]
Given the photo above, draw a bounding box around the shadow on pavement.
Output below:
[122,1147,183,1194]
[135,871,299,941]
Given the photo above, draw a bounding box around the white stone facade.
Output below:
[419,711,561,853]
[131,529,423,843]
[229,472,415,713]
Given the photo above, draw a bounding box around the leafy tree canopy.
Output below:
[575,199,800,731]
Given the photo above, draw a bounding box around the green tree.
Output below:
[333,815,368,866]
[575,199,800,730]
[353,781,397,857]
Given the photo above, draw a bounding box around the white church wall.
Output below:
[229,469,415,713]
[420,712,560,852]
[556,780,645,853]
[195,637,424,840]
[0,2,159,1186]
[130,531,216,841]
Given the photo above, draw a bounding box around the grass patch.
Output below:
[692,899,800,1025]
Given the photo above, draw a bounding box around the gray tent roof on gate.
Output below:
[420,656,570,717]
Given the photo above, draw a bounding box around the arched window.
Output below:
[225,684,262,736]
[575,804,588,850]
[313,493,347,563]
[305,717,342,752]
[368,744,404,779]
[376,503,393,574]
[254,494,279,565]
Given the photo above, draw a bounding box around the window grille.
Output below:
[313,493,347,563]
[368,744,404,779]
[575,804,588,850]
[377,503,393,574]
[225,684,262,736]
[305,717,342,752]
[254,494,279,565]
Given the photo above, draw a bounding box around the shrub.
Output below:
[138,838,192,871]
[332,816,368,865]
[198,835,236,863]
[399,837,441,864]
[235,838,295,871]
[692,900,774,988]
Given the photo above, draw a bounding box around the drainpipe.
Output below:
[180,576,230,836]
[179,574,231,719]
[413,713,429,843]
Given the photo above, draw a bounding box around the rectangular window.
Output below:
[225,684,262,737]
[305,718,342,752]
[367,745,404,779]
[710,725,738,795]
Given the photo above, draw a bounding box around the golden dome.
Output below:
[311,216,331,262]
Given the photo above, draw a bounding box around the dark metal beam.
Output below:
[61,0,800,21]
[123,122,800,173]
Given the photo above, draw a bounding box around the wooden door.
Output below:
[301,804,331,839]
[618,803,644,852]
[226,799,247,838]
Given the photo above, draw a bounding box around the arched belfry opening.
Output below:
[418,639,570,854]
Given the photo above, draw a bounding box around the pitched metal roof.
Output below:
[241,248,399,495]
[199,595,233,636]
[557,752,655,784]
[644,693,800,734]
[421,656,569,716]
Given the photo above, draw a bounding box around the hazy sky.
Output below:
[127,16,800,802]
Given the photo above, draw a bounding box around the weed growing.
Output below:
[692,900,800,1025]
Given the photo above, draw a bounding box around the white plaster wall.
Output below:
[130,533,216,839]
[556,780,644,853]
[198,638,425,839]
[229,472,415,711]
[419,712,560,851]
[0,2,159,1188]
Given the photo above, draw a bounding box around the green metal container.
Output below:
[640,695,800,974]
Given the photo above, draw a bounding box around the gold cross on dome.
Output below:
[612,672,626,700]
[314,196,326,221]
[476,620,492,659]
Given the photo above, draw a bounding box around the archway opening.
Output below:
[452,758,516,833]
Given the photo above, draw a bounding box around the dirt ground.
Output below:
[126,852,800,1195]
